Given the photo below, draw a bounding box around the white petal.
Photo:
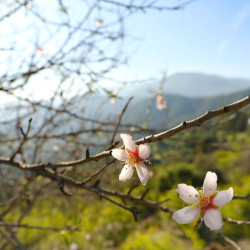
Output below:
[176,184,200,203]
[135,162,148,185]
[138,144,151,159]
[203,209,223,230]
[203,171,217,195]
[111,149,127,161]
[172,206,200,224]
[213,187,233,207]
[119,164,134,182]
[120,134,136,152]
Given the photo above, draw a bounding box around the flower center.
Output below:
[127,153,138,164]
[197,196,210,209]
[126,147,143,165]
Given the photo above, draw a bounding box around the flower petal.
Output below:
[135,162,148,185]
[112,149,127,161]
[138,144,151,159]
[203,171,217,195]
[176,184,200,203]
[119,164,134,182]
[203,209,223,230]
[120,134,136,152]
[213,187,233,207]
[172,206,200,224]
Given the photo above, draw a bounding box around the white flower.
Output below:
[111,134,151,185]
[110,90,117,104]
[172,171,233,230]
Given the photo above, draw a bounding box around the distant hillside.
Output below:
[164,73,250,97]
[122,88,250,129]
[121,72,250,98]
[78,87,250,131]
[1,86,249,137]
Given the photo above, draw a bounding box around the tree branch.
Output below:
[223,217,250,225]
[110,96,133,145]
[0,222,78,232]
[218,233,242,250]
[1,95,247,170]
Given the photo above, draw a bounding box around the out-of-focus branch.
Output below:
[233,195,250,201]
[223,217,250,225]
[1,127,155,143]
[0,2,24,22]
[110,96,133,145]
[81,159,115,184]
[101,0,198,11]
[10,118,32,161]
[0,222,78,232]
[218,233,242,250]
[94,186,174,213]
[95,191,140,221]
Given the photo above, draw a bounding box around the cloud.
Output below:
[231,2,250,30]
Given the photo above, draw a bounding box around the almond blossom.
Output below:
[156,94,167,110]
[172,171,233,230]
[111,134,151,185]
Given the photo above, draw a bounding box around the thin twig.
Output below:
[96,191,140,221]
[110,97,133,145]
[10,118,32,161]
[218,233,242,250]
[0,222,78,231]
[81,159,115,184]
[101,0,198,11]
[223,217,250,225]
[233,195,250,201]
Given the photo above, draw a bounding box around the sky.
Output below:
[1,0,250,103]
[111,0,250,81]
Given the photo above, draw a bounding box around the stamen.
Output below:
[197,196,210,208]
[126,146,143,165]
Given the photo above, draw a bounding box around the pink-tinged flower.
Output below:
[112,134,151,185]
[172,171,233,230]
[95,19,103,27]
[36,47,46,55]
[156,94,167,110]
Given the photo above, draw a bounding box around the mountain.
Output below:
[121,72,250,98]
[121,88,250,129]
[1,76,249,137]
[75,86,250,131]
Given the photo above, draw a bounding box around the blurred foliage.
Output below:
[1,110,250,249]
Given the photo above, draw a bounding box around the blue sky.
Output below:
[113,0,250,80]
[1,0,250,103]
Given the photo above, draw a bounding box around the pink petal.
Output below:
[111,149,127,161]
[213,187,233,207]
[138,144,151,159]
[172,206,200,224]
[135,162,148,185]
[203,209,223,230]
[203,171,217,195]
[119,164,134,182]
[176,184,200,203]
[120,134,136,152]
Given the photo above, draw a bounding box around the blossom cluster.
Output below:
[112,134,234,231]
